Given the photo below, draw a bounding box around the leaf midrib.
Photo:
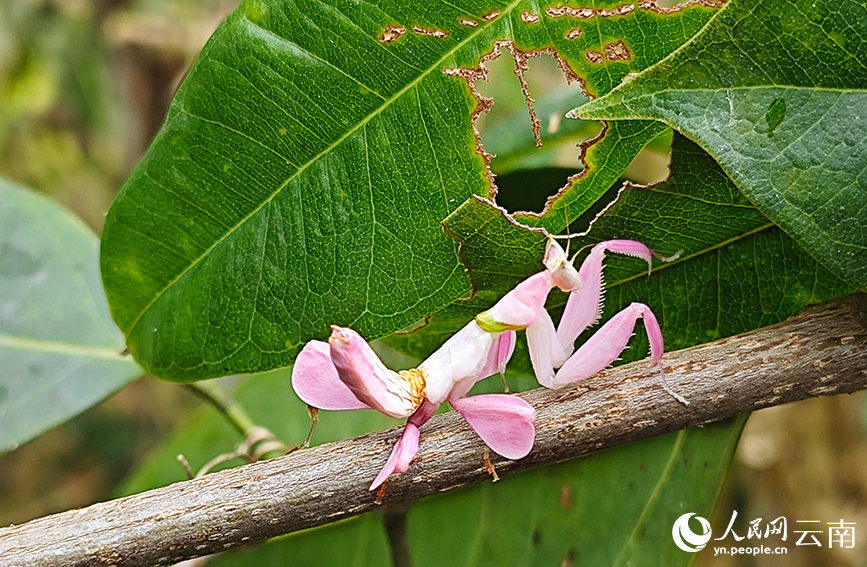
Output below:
[587,83,866,104]
[125,1,524,336]
[610,429,686,567]
[0,334,132,360]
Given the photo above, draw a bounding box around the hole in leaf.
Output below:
[562,129,673,235]
[450,42,674,223]
[473,50,598,214]
[623,128,672,186]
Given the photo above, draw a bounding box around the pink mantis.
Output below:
[291,238,683,490]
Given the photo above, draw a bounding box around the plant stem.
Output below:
[184,381,287,461]
[184,381,256,435]
[382,505,413,567]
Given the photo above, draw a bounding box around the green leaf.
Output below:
[100,0,722,381]
[403,419,745,567]
[580,137,855,360]
[574,0,867,290]
[0,178,142,454]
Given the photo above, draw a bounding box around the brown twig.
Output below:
[1,295,866,567]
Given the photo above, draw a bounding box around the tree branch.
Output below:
[2,295,866,567]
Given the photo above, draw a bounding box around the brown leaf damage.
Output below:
[377,0,726,221]
[604,40,632,62]
[377,0,726,45]
[412,25,449,39]
[378,24,406,44]
[546,6,595,18]
[584,50,604,64]
[639,0,727,13]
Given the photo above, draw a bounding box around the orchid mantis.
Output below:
[290,237,682,490]
[291,322,533,490]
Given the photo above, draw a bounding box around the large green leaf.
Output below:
[575,137,854,359]
[123,135,852,564]
[0,178,142,454]
[100,0,721,381]
[575,0,867,290]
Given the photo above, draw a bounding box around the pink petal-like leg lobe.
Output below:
[450,394,536,460]
[369,423,420,490]
[291,341,370,411]
[328,326,422,418]
[478,330,517,381]
[369,401,439,490]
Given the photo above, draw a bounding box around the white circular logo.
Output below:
[672,513,712,552]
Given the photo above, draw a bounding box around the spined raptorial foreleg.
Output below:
[528,239,687,403]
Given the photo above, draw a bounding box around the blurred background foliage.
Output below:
[0,0,236,526]
[0,1,865,566]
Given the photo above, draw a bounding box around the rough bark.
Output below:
[2,295,866,567]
